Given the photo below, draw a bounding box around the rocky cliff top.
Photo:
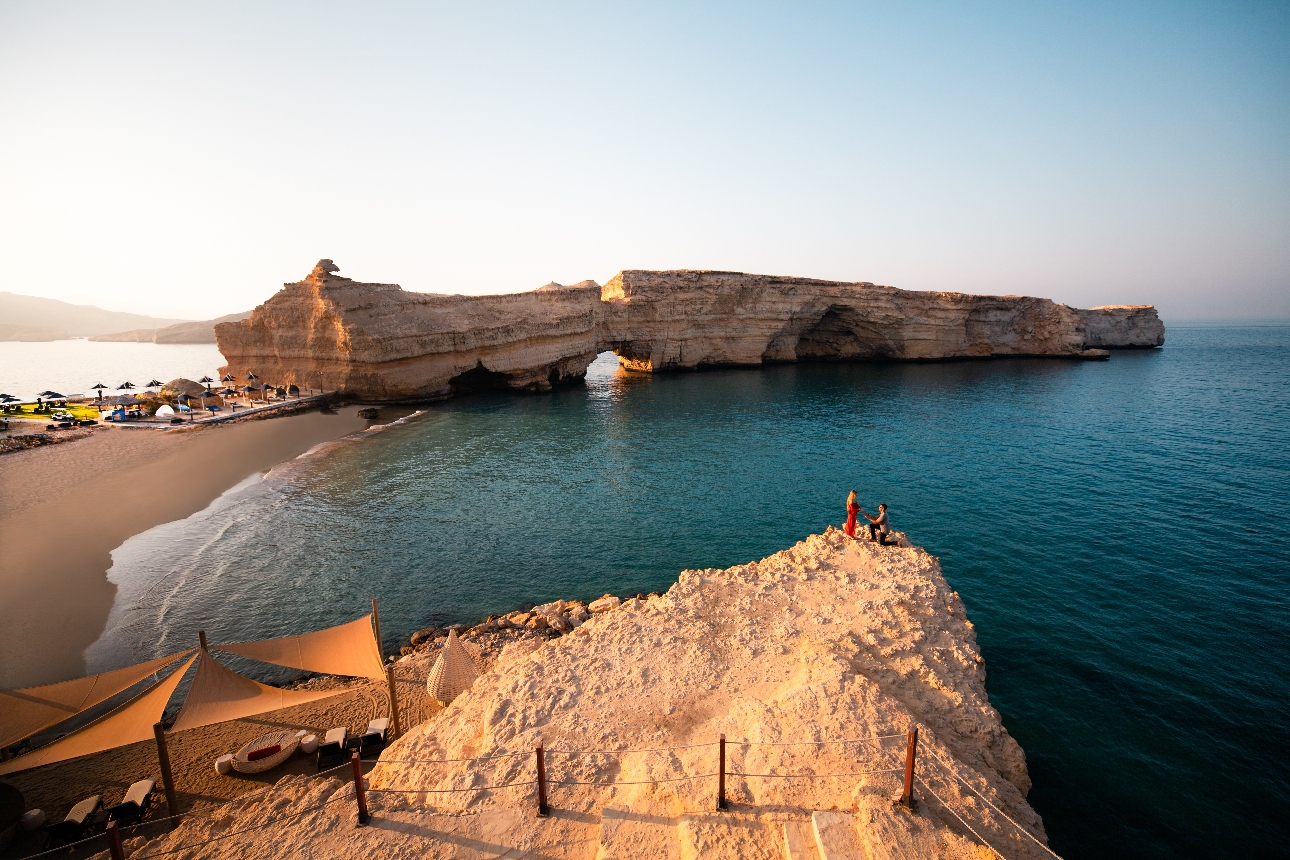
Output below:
[120,530,1056,859]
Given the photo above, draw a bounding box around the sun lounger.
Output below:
[44,794,103,848]
[105,779,155,828]
[356,718,389,758]
[316,727,348,770]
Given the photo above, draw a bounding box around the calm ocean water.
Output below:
[86,325,1288,859]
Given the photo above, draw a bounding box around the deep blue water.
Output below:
[93,325,1290,859]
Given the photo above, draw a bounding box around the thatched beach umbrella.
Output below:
[117,382,135,392]
[199,376,214,390]
[425,629,479,707]
[91,382,108,401]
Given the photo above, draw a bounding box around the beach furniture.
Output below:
[105,779,155,827]
[231,731,300,774]
[356,718,389,758]
[316,728,347,770]
[215,754,234,775]
[300,734,319,754]
[43,794,103,848]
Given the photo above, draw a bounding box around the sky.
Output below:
[0,1,1286,321]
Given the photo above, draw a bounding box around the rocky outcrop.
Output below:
[216,261,1164,400]
[216,261,602,400]
[118,531,1056,859]
[1080,305,1167,348]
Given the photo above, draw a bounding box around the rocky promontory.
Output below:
[107,530,1057,859]
[216,260,1164,400]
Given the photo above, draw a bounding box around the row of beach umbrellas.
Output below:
[1,374,304,415]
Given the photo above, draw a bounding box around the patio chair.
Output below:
[356,718,389,758]
[316,727,348,771]
[105,779,155,828]
[44,794,103,848]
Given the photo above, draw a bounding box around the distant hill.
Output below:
[90,311,253,344]
[0,291,189,339]
[0,323,69,342]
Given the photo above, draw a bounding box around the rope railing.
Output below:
[62,726,970,860]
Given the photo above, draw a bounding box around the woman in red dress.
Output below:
[844,489,860,538]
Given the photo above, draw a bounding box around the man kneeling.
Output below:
[861,503,897,546]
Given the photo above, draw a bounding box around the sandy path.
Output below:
[0,408,368,688]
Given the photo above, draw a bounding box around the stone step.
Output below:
[783,819,823,860]
[677,812,781,860]
[812,811,865,860]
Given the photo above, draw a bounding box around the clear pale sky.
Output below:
[1,2,1286,321]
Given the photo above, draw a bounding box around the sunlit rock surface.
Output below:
[217,262,1164,399]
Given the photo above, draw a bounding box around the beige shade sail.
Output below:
[214,615,385,681]
[168,650,346,733]
[425,629,479,706]
[0,651,194,750]
[0,654,198,776]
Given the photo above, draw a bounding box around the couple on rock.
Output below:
[845,490,896,545]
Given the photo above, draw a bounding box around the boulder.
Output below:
[589,595,621,613]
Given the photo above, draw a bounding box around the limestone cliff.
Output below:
[116,531,1057,859]
[216,260,602,400]
[217,261,1164,399]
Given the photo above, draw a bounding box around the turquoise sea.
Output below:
[89,325,1289,859]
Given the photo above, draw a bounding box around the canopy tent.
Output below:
[0,654,198,776]
[0,651,193,750]
[215,615,385,682]
[169,650,344,733]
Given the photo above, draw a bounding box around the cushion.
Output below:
[66,796,101,825]
[366,718,390,737]
[123,780,155,807]
[246,744,282,762]
[324,728,347,745]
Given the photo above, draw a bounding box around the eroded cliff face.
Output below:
[215,261,601,399]
[217,261,1165,399]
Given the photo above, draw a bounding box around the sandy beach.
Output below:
[0,407,369,689]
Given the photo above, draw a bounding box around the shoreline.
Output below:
[0,407,370,689]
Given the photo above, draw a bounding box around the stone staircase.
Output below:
[592,786,966,860]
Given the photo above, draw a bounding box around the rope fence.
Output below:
[19,726,1059,860]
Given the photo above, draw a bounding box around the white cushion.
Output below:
[300,734,319,754]
[123,779,154,807]
[20,809,45,831]
[66,796,101,825]
[215,754,234,775]
[324,727,347,746]
[366,718,389,737]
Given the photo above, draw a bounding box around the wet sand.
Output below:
[0,408,369,689]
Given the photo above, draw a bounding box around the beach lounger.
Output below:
[44,794,103,848]
[316,727,348,770]
[356,718,389,758]
[105,779,155,828]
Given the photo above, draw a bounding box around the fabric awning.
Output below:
[168,650,345,733]
[0,651,193,750]
[0,654,198,776]
[214,615,385,681]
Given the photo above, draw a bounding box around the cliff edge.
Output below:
[216,261,1164,400]
[119,531,1057,859]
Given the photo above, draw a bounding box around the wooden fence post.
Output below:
[106,820,124,860]
[351,752,369,826]
[900,727,918,809]
[717,734,728,811]
[536,743,549,817]
[153,722,179,826]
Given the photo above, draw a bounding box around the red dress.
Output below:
[845,501,860,537]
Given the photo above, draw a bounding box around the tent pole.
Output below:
[386,665,401,740]
[371,599,383,660]
[153,722,179,827]
[198,630,207,651]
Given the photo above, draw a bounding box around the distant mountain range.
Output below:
[0,292,248,343]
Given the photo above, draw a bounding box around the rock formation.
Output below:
[114,530,1057,859]
[216,261,1165,400]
